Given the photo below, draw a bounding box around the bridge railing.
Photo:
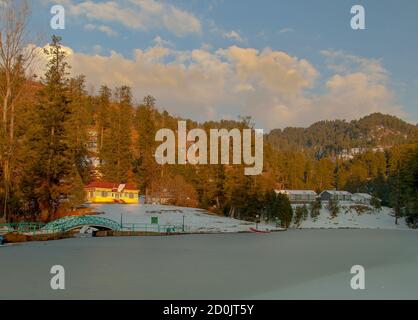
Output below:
[121,223,189,233]
[1,221,190,235]
[0,222,46,235]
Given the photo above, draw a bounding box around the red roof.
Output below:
[85,181,138,191]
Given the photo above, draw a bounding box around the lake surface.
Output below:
[1,229,418,299]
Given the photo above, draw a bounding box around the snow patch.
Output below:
[89,204,281,233]
[291,204,409,230]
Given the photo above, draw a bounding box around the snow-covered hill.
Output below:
[89,204,279,233]
[291,204,409,230]
[88,203,410,234]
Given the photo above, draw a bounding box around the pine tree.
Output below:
[133,96,159,194]
[276,193,293,228]
[97,85,111,152]
[21,35,83,220]
[403,141,418,227]
[67,75,90,182]
[100,86,133,182]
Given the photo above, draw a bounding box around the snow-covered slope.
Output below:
[89,204,279,233]
[291,204,409,230]
[88,203,409,233]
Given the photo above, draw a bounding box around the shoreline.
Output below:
[2,226,416,246]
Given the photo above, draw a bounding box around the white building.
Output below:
[319,190,352,202]
[275,190,317,204]
[352,193,379,206]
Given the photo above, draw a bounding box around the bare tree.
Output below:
[0,0,36,221]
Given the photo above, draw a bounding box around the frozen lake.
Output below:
[1,229,418,299]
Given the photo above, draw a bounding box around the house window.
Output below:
[129,193,134,199]
[89,191,93,198]
[102,191,108,197]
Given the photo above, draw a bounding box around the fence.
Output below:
[0,222,45,235]
[0,221,189,236]
[121,223,188,233]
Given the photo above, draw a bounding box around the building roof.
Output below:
[85,181,138,191]
[353,193,379,200]
[353,193,382,201]
[320,190,352,196]
[275,190,317,195]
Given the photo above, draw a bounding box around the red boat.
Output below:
[249,227,271,234]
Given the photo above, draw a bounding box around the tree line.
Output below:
[0,1,417,226]
[1,36,416,226]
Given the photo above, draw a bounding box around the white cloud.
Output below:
[84,23,118,37]
[32,43,405,129]
[279,27,294,34]
[47,0,202,37]
[92,44,103,54]
[303,50,404,124]
[208,20,247,44]
[321,50,388,82]
[152,36,173,48]
[223,30,246,43]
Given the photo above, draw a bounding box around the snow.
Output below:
[89,203,409,233]
[89,203,281,233]
[320,190,352,196]
[2,229,418,299]
[291,204,409,230]
[353,193,373,200]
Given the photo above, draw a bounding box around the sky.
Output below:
[27,0,418,130]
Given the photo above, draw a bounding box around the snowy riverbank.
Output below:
[290,204,409,230]
[88,203,410,233]
[89,203,281,233]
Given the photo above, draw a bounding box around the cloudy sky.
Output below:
[30,0,418,130]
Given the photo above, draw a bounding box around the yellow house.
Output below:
[85,181,140,204]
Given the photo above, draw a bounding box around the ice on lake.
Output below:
[1,229,418,299]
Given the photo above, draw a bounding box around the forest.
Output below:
[0,2,417,227]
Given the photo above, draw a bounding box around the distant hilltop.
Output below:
[266,113,417,157]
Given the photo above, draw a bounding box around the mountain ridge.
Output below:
[266,113,417,156]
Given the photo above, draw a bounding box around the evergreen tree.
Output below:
[21,35,83,220]
[97,85,111,152]
[100,86,133,182]
[133,96,159,194]
[67,75,90,182]
[276,193,293,228]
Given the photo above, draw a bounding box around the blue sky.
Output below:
[30,0,418,129]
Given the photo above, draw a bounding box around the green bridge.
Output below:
[1,216,184,234]
[42,216,122,233]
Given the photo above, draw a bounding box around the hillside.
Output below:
[291,204,409,230]
[90,204,280,233]
[266,113,418,157]
[89,203,409,232]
